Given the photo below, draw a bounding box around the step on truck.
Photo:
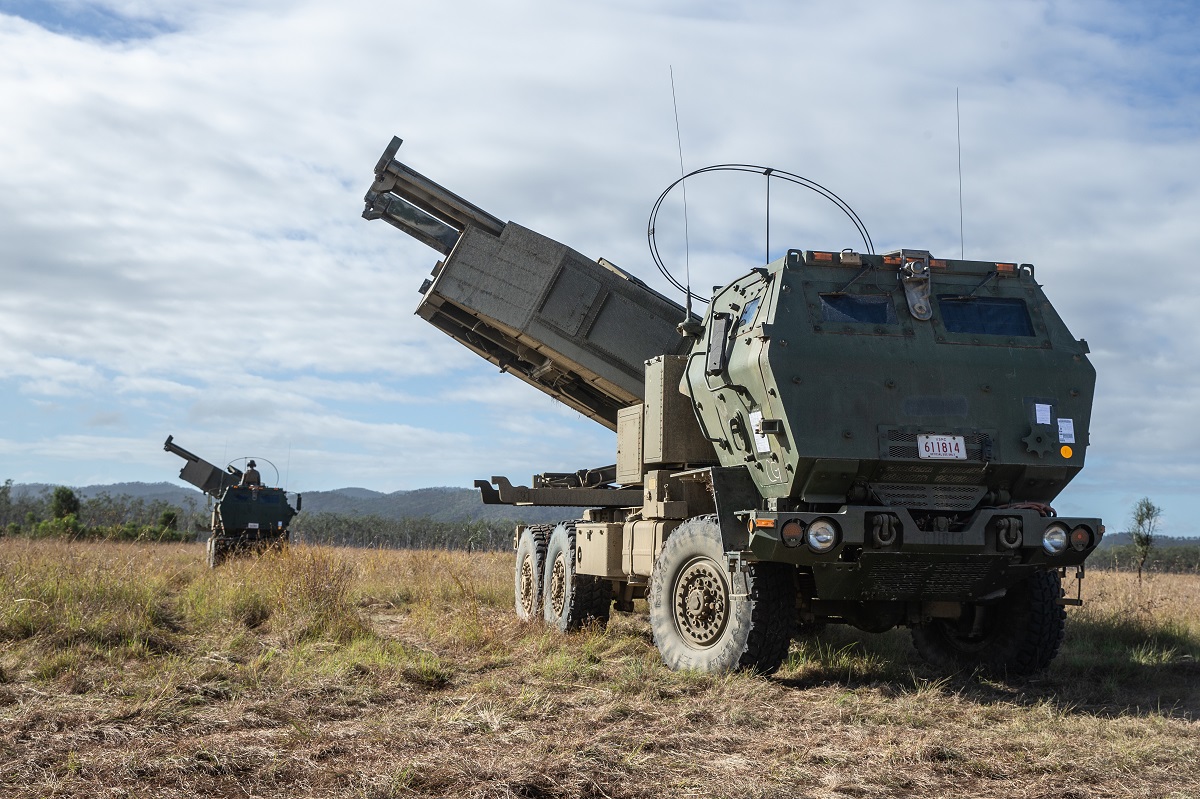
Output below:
[362,136,1102,675]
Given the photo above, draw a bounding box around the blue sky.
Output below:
[1,1,1198,535]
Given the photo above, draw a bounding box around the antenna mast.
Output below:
[670,67,692,319]
[957,88,965,260]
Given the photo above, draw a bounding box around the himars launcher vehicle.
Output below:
[163,436,300,568]
[363,136,1102,675]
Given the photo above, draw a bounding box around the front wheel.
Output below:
[648,516,795,674]
[911,569,1066,676]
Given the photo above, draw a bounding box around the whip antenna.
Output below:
[957,88,965,260]
[670,67,692,319]
[765,168,774,265]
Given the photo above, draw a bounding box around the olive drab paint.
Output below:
[162,436,299,568]
[689,249,1094,505]
[362,137,1103,676]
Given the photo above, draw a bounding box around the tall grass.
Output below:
[2,539,1199,798]
[1057,570,1200,685]
[3,540,1197,691]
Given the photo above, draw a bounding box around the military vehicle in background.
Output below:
[362,136,1103,676]
[163,435,300,567]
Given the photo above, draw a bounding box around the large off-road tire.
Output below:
[911,569,1066,676]
[648,516,795,675]
[514,524,550,622]
[206,537,226,569]
[542,522,611,632]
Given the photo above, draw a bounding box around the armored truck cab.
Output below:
[163,436,300,567]
[363,137,1103,676]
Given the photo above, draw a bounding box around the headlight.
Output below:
[1042,523,1069,555]
[806,518,839,553]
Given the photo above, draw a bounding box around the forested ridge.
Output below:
[1,481,550,551]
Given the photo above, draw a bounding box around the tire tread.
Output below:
[912,569,1066,676]
[649,516,794,675]
[544,522,611,632]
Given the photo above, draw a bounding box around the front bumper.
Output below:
[744,506,1102,602]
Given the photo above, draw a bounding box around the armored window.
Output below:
[737,296,762,329]
[937,296,1034,337]
[819,293,897,325]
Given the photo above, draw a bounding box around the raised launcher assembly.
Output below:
[364,136,693,431]
[163,435,300,568]
[363,137,1103,678]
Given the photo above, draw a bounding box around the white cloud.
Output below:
[0,0,1197,531]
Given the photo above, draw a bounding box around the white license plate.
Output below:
[917,434,967,460]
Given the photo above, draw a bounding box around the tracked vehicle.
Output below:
[363,137,1102,675]
[163,436,300,567]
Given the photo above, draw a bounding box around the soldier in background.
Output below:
[241,460,262,487]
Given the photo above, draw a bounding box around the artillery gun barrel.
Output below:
[162,434,238,498]
[364,136,504,253]
[362,136,694,429]
[162,434,202,464]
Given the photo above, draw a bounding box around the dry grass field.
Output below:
[1,537,1198,798]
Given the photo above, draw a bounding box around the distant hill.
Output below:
[296,486,583,522]
[13,482,205,506]
[29,483,1197,539]
[11,482,580,524]
[1095,531,1200,549]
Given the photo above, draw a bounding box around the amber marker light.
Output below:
[749,517,776,534]
[1060,445,1074,458]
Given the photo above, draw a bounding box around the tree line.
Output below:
[1096,544,1200,574]
[0,480,523,551]
[0,480,203,542]
[6,482,1199,567]
[291,512,519,551]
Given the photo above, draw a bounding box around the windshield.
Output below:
[938,296,1034,337]
[819,293,898,325]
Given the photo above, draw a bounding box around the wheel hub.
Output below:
[548,554,567,616]
[519,554,536,615]
[673,559,729,647]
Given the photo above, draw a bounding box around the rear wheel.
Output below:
[911,569,1066,676]
[542,522,611,632]
[514,525,550,621]
[648,516,795,674]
